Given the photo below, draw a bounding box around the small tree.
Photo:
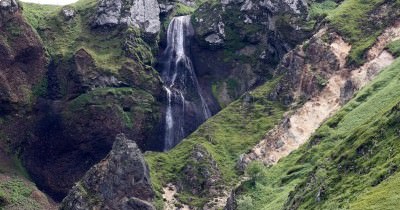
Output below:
[237,195,254,210]
[246,161,266,185]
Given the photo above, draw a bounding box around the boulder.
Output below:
[0,0,18,19]
[61,134,155,210]
[178,145,221,196]
[61,7,76,20]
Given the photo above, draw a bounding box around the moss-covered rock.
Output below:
[13,1,165,201]
[146,78,286,208]
[0,0,47,113]
[22,87,160,200]
[61,134,155,210]
[190,0,315,108]
[177,145,222,196]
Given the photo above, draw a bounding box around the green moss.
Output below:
[211,81,227,108]
[235,57,400,209]
[315,74,328,87]
[326,0,399,66]
[23,0,127,72]
[386,39,400,57]
[75,182,102,206]
[66,87,156,130]
[309,0,338,19]
[306,0,400,66]
[124,27,155,65]
[175,3,195,16]
[226,79,239,96]
[21,3,61,30]
[146,78,286,207]
[5,22,23,38]
[12,156,32,181]
[68,87,154,111]
[0,179,39,209]
[32,78,48,98]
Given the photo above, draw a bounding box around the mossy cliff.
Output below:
[144,0,400,209]
[0,0,57,209]
[0,0,399,208]
[0,0,164,202]
[190,0,314,108]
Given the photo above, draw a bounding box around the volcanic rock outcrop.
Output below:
[92,0,161,34]
[61,134,155,210]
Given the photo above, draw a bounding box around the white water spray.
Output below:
[161,16,211,150]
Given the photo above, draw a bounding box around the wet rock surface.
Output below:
[61,134,155,210]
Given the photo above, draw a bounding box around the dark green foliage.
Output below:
[246,161,266,186]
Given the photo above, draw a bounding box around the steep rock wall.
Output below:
[190,0,314,108]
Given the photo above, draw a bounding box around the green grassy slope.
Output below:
[309,0,400,66]
[144,0,400,207]
[145,78,286,208]
[22,0,156,73]
[235,57,400,209]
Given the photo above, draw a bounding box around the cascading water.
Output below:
[160,15,211,151]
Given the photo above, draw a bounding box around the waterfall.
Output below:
[160,15,211,151]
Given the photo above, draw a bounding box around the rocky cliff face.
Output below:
[269,33,341,106]
[0,0,47,113]
[92,0,161,35]
[190,0,314,108]
[61,134,155,210]
[0,0,164,202]
[0,1,59,209]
